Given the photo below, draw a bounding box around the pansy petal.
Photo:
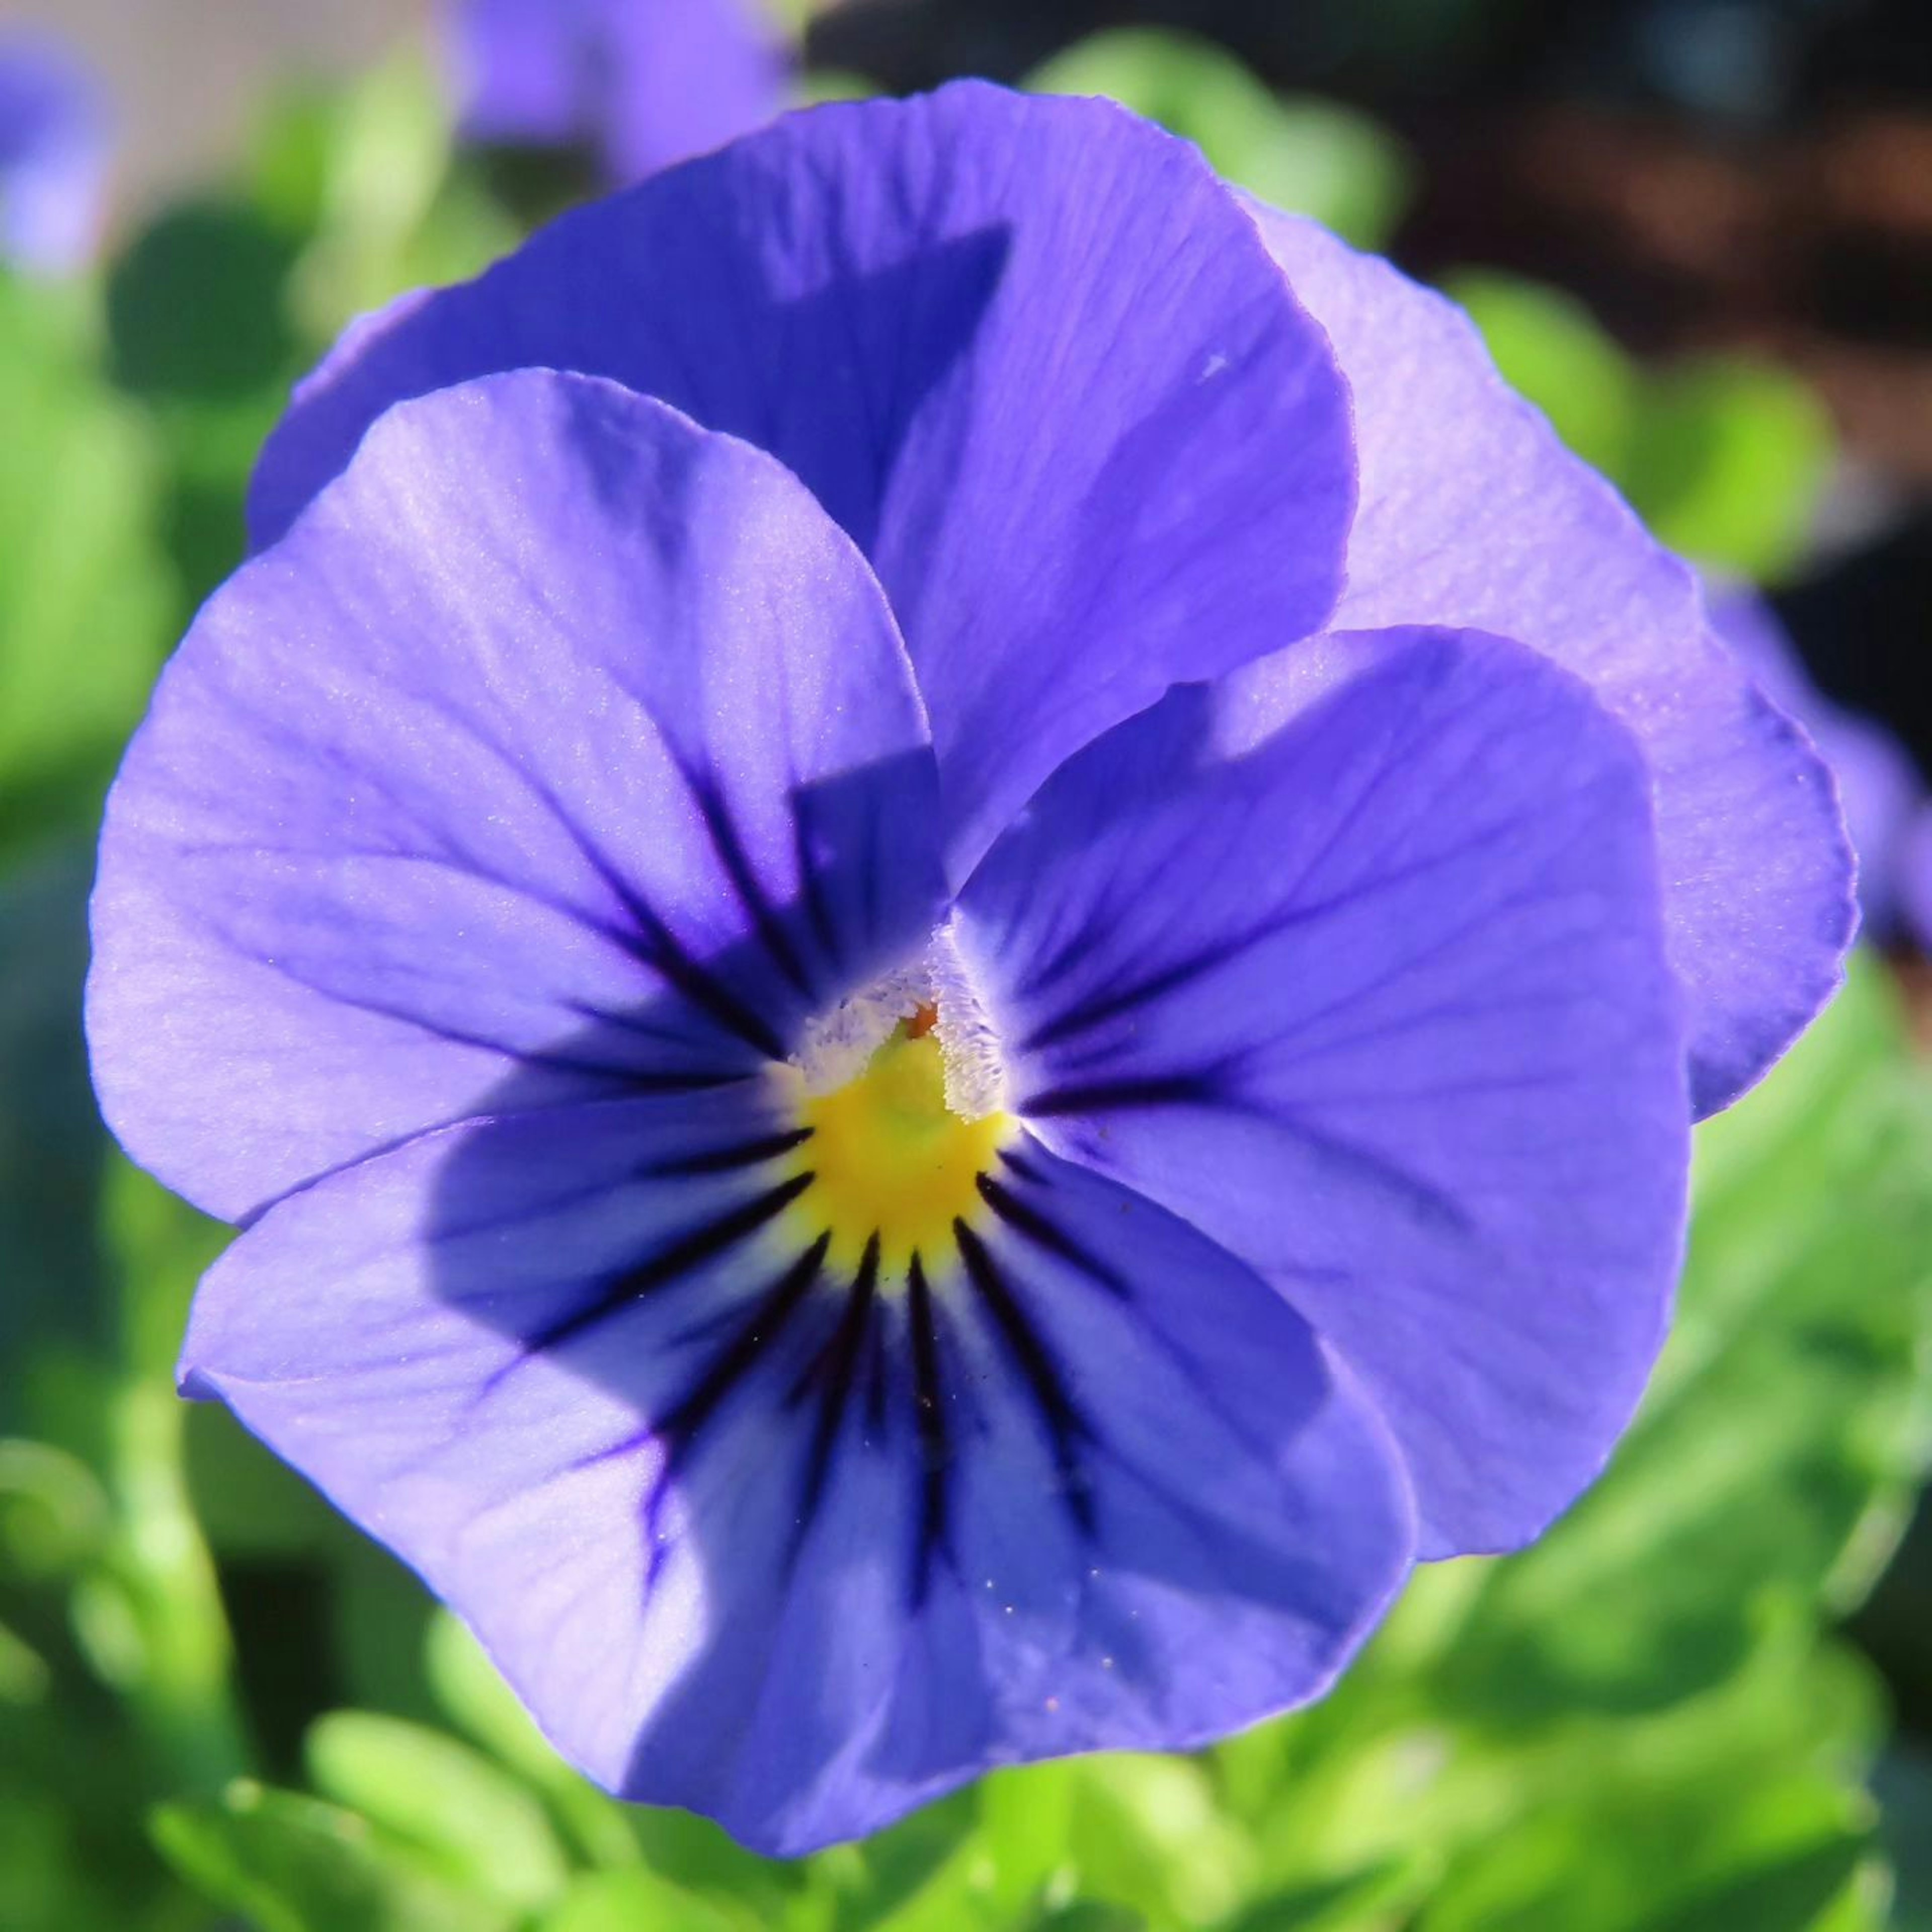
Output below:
[447,0,787,181]
[954,628,1690,1558]
[446,0,599,150]
[0,36,110,276]
[1710,588,1916,936]
[89,370,941,1225]
[248,83,1356,877]
[601,0,790,182]
[1248,206,1853,1115]
[181,1099,1412,1855]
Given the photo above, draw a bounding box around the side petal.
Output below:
[954,628,1691,1559]
[248,83,1356,879]
[1710,588,1915,937]
[181,1102,1412,1856]
[1250,206,1854,1115]
[445,0,601,150]
[600,0,790,182]
[0,36,110,276]
[88,370,941,1224]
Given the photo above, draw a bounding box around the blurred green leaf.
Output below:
[1026,30,1412,249]
[89,1159,249,1792]
[820,1790,979,1931]
[105,201,302,405]
[305,1709,571,1911]
[537,1867,750,1932]
[1445,270,1643,481]
[261,51,518,350]
[424,1605,567,1787]
[1876,1744,1932,1931]
[427,1608,798,1900]
[185,1398,338,1558]
[152,1780,505,1932]
[98,197,302,621]
[799,70,880,108]
[425,1606,643,1870]
[0,854,110,1426]
[1624,356,1836,583]
[1414,1625,1882,1931]
[979,1759,1080,1915]
[0,1615,51,1704]
[0,1438,110,1579]
[1223,1861,1418,1931]
[101,1155,226,1382]
[0,280,172,863]
[1027,1908,1144,1932]
[1065,1754,1256,1927]
[329,1530,441,1725]
[1445,272,1833,586]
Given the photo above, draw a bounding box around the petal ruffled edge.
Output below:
[1248,204,1854,1116]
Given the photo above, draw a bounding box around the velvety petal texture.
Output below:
[248,83,1356,876]
[955,630,1691,1558]
[89,371,942,1223]
[1248,206,1854,1116]
[179,1098,1412,1855]
[446,0,789,183]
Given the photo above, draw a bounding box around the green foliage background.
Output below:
[2,32,1927,1932]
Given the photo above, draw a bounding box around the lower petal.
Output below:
[181,1100,1412,1854]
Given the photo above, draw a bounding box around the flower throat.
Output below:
[787,1010,1014,1276]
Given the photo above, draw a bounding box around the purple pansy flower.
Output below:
[1710,587,1929,945]
[445,0,789,184]
[88,87,1853,1853]
[0,34,109,277]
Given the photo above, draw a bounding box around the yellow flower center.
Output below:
[789,1015,1014,1277]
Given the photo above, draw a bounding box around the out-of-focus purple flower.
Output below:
[0,34,109,276]
[89,87,1852,1853]
[1711,588,1927,943]
[446,0,790,183]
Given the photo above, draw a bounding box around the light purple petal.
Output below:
[1709,588,1918,938]
[89,370,941,1224]
[445,0,788,182]
[0,35,109,276]
[1250,206,1853,1116]
[180,1103,1412,1854]
[446,0,601,149]
[954,628,1691,1559]
[248,84,1356,879]
[601,0,789,182]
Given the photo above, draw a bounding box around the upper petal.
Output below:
[88,370,942,1224]
[248,83,1356,879]
[953,628,1692,1558]
[180,1098,1411,1854]
[1250,206,1854,1116]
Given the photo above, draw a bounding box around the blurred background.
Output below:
[2,1,1930,1927]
